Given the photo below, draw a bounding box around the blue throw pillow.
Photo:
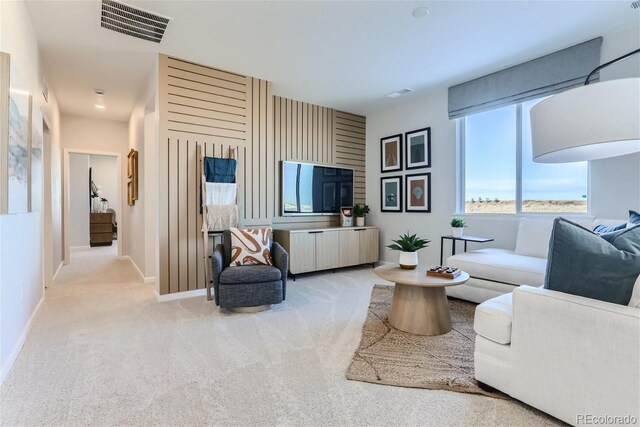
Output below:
[593,223,626,234]
[544,218,640,305]
[629,210,640,226]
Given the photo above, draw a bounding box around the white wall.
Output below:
[68,153,89,247]
[590,26,640,219]
[127,62,158,282]
[366,25,640,265]
[89,155,119,222]
[0,0,61,383]
[60,114,128,260]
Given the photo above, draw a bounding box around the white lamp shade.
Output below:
[530,78,640,163]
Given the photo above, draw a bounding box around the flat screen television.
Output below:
[281,161,354,216]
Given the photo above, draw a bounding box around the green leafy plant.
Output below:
[451,217,467,228]
[353,203,370,217]
[387,232,430,252]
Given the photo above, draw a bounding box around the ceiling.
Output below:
[26,1,640,122]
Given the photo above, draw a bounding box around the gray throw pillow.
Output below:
[544,218,640,305]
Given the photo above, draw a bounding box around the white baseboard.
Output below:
[52,261,64,282]
[144,276,156,284]
[155,288,207,302]
[1,295,44,384]
[123,255,145,281]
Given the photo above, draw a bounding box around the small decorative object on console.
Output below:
[341,206,353,227]
[353,203,370,227]
[427,265,461,279]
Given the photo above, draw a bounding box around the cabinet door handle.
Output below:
[309,231,324,234]
[354,228,366,231]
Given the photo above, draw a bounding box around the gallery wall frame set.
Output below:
[405,173,431,213]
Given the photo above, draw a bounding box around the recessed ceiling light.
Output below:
[95,104,106,110]
[412,6,430,18]
[386,88,414,98]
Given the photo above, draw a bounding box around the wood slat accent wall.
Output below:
[158,55,366,295]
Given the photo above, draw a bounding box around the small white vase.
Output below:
[355,216,365,227]
[398,251,418,270]
[452,227,464,238]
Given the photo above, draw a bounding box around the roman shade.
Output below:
[448,37,602,119]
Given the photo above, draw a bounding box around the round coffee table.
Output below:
[374,264,470,336]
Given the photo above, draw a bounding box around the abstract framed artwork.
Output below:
[405,173,431,213]
[7,58,32,214]
[380,175,402,212]
[0,52,9,214]
[380,134,402,173]
[405,127,431,170]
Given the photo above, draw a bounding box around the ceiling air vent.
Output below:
[386,88,414,98]
[100,0,171,43]
[631,1,640,9]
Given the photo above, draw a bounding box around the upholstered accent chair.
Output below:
[211,229,288,312]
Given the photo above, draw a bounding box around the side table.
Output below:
[440,235,494,265]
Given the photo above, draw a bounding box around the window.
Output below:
[461,98,588,214]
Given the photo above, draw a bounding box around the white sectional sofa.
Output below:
[445,217,623,303]
[451,216,640,424]
[474,285,640,425]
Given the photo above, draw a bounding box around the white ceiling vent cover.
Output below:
[101,0,171,43]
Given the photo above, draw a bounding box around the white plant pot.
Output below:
[355,216,365,227]
[398,251,418,270]
[452,227,464,238]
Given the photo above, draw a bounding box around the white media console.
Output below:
[273,226,379,276]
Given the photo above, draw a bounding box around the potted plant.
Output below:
[353,204,370,227]
[451,217,467,238]
[387,232,430,270]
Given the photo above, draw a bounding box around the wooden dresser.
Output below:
[90,213,113,247]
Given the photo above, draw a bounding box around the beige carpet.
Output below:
[1,247,562,426]
[346,285,505,399]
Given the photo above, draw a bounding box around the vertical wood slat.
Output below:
[168,138,179,294]
[187,140,197,291]
[159,54,366,295]
[178,140,188,292]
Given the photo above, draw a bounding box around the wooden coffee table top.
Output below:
[374,264,470,288]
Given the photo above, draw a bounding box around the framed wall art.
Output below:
[405,173,431,213]
[6,57,32,214]
[380,134,402,173]
[380,175,402,212]
[0,52,9,214]
[405,127,431,169]
[127,148,138,206]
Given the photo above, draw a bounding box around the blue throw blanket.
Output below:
[204,157,237,183]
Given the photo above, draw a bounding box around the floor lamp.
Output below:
[530,49,640,163]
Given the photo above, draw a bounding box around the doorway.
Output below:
[63,149,122,263]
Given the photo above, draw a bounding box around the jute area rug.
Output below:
[346,285,507,399]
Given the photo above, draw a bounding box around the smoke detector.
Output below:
[100,0,171,43]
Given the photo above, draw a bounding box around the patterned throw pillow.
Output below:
[229,227,273,266]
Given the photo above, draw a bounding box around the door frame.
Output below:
[63,148,122,262]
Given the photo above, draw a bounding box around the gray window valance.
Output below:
[448,37,602,119]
